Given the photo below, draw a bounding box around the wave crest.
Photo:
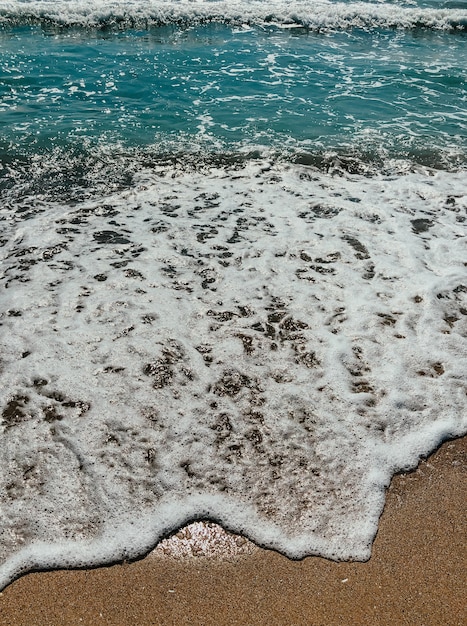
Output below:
[0,0,466,31]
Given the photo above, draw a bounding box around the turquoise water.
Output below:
[1,22,466,167]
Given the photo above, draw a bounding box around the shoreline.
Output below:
[0,435,465,625]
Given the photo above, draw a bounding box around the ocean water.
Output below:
[0,0,466,588]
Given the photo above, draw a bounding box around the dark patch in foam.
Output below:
[93,231,131,245]
[211,370,255,398]
[143,341,193,389]
[411,218,434,234]
[2,396,30,429]
[417,362,445,377]
[342,235,370,260]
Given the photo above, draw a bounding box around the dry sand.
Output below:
[0,436,465,626]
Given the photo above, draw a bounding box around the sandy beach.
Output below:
[1,3,466,625]
[0,435,465,626]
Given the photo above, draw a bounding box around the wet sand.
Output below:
[0,436,465,626]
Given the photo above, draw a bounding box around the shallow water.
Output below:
[0,0,466,589]
[1,20,466,165]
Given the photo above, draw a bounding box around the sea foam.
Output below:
[0,160,465,588]
[0,0,466,31]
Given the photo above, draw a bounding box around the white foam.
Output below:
[0,0,465,31]
[0,159,465,588]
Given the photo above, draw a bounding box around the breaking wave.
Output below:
[0,0,466,32]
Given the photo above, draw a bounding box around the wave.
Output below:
[0,154,466,589]
[2,140,466,206]
[0,0,466,32]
